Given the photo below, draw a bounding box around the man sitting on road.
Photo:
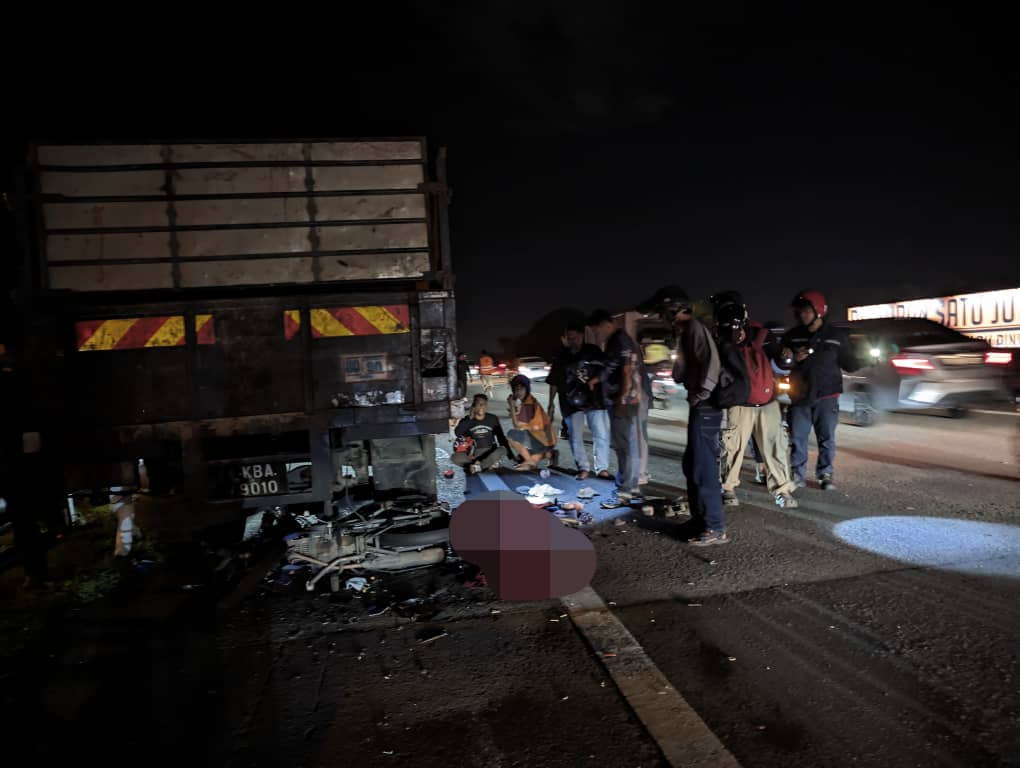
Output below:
[711,293,799,510]
[780,290,860,491]
[453,394,511,474]
[547,321,611,480]
[506,374,556,471]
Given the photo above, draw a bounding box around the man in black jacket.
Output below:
[780,290,860,491]
[640,287,726,546]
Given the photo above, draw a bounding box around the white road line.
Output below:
[561,587,742,768]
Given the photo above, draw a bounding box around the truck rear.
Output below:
[18,140,457,540]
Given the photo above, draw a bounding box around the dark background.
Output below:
[2,4,1017,355]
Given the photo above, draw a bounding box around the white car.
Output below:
[515,356,551,381]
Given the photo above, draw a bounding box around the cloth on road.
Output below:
[721,401,796,495]
[790,397,840,481]
[683,401,724,532]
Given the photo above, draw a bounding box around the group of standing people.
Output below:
[642,286,859,546]
[452,286,858,548]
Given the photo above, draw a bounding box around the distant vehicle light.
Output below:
[498,363,507,369]
[985,351,1012,365]
[891,355,935,373]
[869,347,882,358]
[655,370,671,378]
[777,380,791,391]
[670,352,678,361]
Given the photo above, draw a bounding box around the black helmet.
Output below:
[638,285,691,316]
[715,302,748,331]
[710,290,745,310]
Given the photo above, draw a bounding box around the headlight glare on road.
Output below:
[832,516,1020,578]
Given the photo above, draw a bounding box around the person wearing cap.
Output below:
[586,309,646,502]
[639,287,726,546]
[506,374,556,471]
[711,294,799,510]
[780,290,860,491]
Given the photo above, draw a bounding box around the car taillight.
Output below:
[655,370,671,378]
[498,363,506,369]
[985,351,1013,365]
[891,355,934,373]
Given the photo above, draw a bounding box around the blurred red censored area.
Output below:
[450,492,597,600]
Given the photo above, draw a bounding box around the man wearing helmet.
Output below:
[711,293,799,510]
[547,321,611,480]
[780,290,860,491]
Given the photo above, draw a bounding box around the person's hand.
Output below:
[795,348,810,363]
[781,347,793,361]
[588,377,598,391]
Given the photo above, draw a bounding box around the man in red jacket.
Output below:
[713,297,799,509]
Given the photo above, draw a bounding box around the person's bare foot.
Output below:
[577,470,591,480]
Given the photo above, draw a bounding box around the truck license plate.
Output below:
[237,463,287,497]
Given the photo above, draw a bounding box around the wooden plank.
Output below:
[177,227,311,258]
[48,263,175,291]
[43,201,168,230]
[37,145,164,166]
[316,252,431,281]
[315,222,429,251]
[313,165,423,191]
[173,167,307,196]
[179,258,315,287]
[174,197,311,226]
[308,141,422,162]
[171,143,305,163]
[47,232,171,262]
[314,193,426,221]
[40,170,166,197]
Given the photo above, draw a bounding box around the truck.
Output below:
[11,139,458,544]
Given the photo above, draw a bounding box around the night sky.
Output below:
[4,6,1018,354]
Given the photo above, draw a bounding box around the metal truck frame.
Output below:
[16,139,457,540]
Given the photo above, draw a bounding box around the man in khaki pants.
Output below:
[713,299,799,509]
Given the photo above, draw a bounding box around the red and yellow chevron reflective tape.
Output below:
[283,305,410,340]
[76,314,216,351]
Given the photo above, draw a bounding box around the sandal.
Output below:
[597,470,612,480]
[577,470,591,480]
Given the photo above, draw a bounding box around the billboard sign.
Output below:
[847,288,1020,348]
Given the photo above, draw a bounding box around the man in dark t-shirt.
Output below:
[452,394,509,474]
[547,322,610,480]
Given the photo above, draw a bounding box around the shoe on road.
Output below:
[689,529,730,547]
[775,492,799,509]
[794,478,807,489]
[819,475,836,491]
[722,489,739,506]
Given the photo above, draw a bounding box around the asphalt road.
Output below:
[2,380,1017,768]
[464,379,1020,767]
